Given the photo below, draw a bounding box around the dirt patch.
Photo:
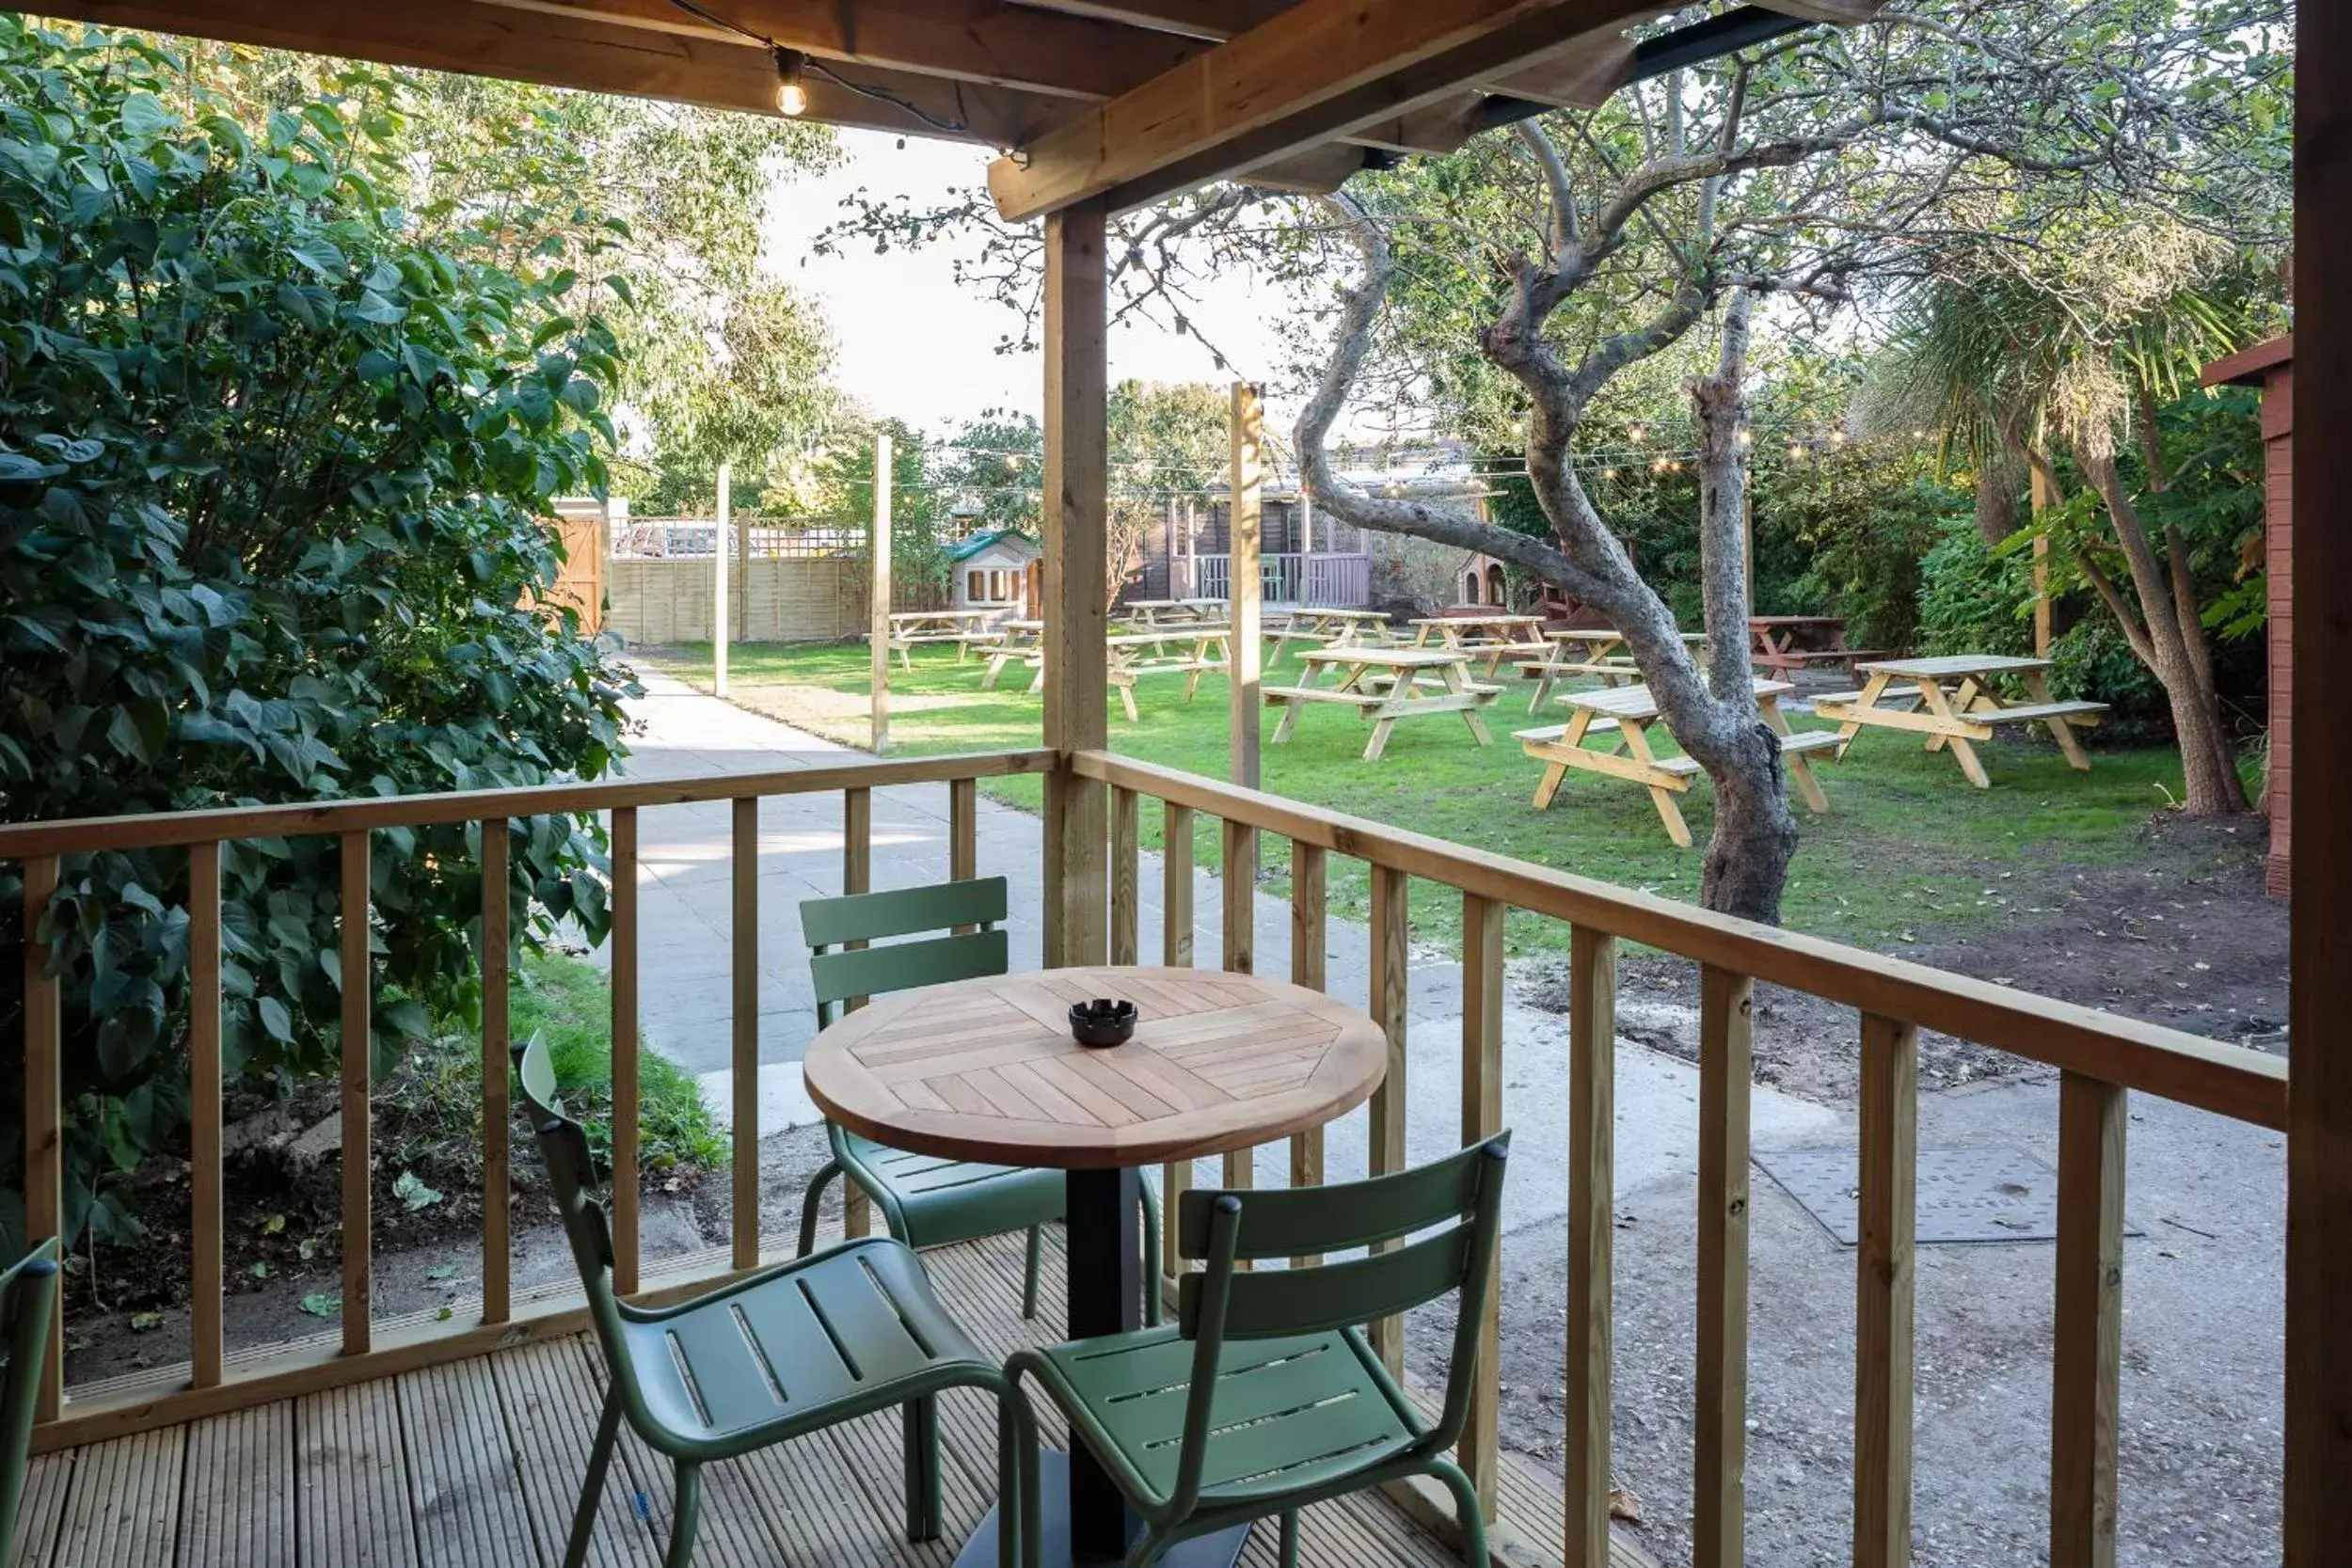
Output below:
[1520,813,2284,1106]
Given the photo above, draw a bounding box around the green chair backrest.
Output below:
[1169,1134,1511,1511]
[512,1034,639,1386]
[0,1239,59,1561]
[803,878,1009,1027]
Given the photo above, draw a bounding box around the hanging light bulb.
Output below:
[1602,467,1617,483]
[1629,424,1646,443]
[773,48,810,116]
[1737,428,1753,448]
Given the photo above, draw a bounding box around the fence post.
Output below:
[714,462,731,697]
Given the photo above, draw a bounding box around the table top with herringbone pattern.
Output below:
[801,965,1388,1168]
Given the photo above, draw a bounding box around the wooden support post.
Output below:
[2289,13,2352,1555]
[189,842,224,1389]
[1854,1012,1919,1568]
[1288,843,1327,1264]
[19,856,59,1421]
[1566,925,1615,1568]
[736,481,751,641]
[1220,816,1257,1197]
[841,787,873,1240]
[1458,892,1505,1523]
[1366,863,1409,1374]
[1694,965,1754,1568]
[872,431,893,753]
[2031,467,2056,657]
[2050,1072,2125,1568]
[611,807,641,1296]
[1041,200,1109,969]
[479,820,510,1327]
[1162,798,1198,1279]
[1110,786,1140,964]
[1229,382,1264,788]
[949,777,977,880]
[731,796,759,1270]
[714,462,731,697]
[342,831,376,1353]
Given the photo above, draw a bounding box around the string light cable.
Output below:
[664,0,971,135]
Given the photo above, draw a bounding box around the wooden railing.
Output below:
[2,742,2294,1568]
[2,749,1053,1449]
[1072,749,2287,1568]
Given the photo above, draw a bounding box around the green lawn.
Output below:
[644,639,2234,956]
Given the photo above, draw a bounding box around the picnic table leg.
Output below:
[1921,676,1982,754]
[1760,698,1831,815]
[1915,680,1993,787]
[1530,647,1562,714]
[1028,661,1045,696]
[1618,721,1693,847]
[1364,716,1398,762]
[1438,660,1493,745]
[2023,671,2095,770]
[1119,682,1139,723]
[1829,670,1895,756]
[1531,760,1569,810]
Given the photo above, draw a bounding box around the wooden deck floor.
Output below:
[8,1230,1625,1568]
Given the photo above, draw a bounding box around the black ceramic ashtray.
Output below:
[1069,997,1137,1048]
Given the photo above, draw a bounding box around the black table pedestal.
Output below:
[948,1166,1249,1568]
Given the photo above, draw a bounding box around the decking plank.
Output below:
[8,1449,72,1568]
[52,1426,182,1568]
[487,1338,661,1568]
[180,1402,295,1568]
[295,1377,419,1568]
[399,1359,542,1567]
[566,1337,786,1566]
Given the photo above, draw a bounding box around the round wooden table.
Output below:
[803,964,1389,1568]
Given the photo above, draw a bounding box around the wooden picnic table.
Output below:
[1264,645,1499,761]
[1267,607,1393,662]
[1746,614,1895,675]
[1810,654,2108,788]
[982,626,1232,720]
[1407,612,1551,676]
[1516,676,1846,846]
[1516,628,1707,712]
[884,608,1000,668]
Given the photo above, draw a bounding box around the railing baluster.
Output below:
[1695,964,1754,1568]
[732,797,761,1269]
[479,820,510,1327]
[189,843,225,1387]
[1110,786,1139,966]
[1219,817,1256,1199]
[1162,800,1196,1280]
[2051,1071,2125,1568]
[1567,925,1616,1568]
[1854,1012,1919,1568]
[1367,863,1409,1375]
[21,855,62,1421]
[342,830,375,1351]
[1459,892,1505,1523]
[611,807,642,1296]
[949,778,977,893]
[1288,842,1327,1267]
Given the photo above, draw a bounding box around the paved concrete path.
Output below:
[602,669,1836,1241]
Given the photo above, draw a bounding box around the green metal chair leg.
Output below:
[1432,1459,1491,1568]
[902,1395,943,1541]
[1021,1225,1043,1319]
[563,1387,623,1568]
[665,1462,703,1568]
[797,1159,843,1257]
[1279,1511,1301,1568]
[1005,1372,1045,1568]
[1139,1180,1163,1329]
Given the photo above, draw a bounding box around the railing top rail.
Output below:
[0,749,1055,859]
[1070,750,2287,1131]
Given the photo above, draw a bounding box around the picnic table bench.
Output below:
[1268,607,1393,661]
[884,609,1000,669]
[1808,654,2107,787]
[1265,645,1498,760]
[1408,612,1552,676]
[981,625,1231,720]
[1517,677,1844,845]
[1515,628,1708,711]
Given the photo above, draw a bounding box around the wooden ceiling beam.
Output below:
[1004,0,1295,42]
[469,0,1207,101]
[985,0,1663,220]
[49,0,1066,144]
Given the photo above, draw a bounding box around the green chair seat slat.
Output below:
[796,1253,934,1385]
[1056,1329,1327,1403]
[660,1306,790,1434]
[1173,1138,1493,1259]
[1197,1391,1412,1493]
[802,878,1009,948]
[836,1130,1066,1247]
[1180,1226,1473,1340]
[811,929,1009,1013]
[732,1268,866,1411]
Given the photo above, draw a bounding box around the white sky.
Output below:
[761,130,1298,437]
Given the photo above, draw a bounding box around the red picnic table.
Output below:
[1746,615,1895,675]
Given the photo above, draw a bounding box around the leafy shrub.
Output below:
[0,21,638,1246]
[1915,517,2037,658]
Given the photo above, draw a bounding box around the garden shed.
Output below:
[948,527,1041,617]
[2201,333,2294,895]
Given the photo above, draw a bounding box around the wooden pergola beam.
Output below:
[985,0,1661,220]
[471,0,1207,101]
[50,0,1070,144]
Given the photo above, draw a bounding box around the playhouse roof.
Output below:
[946,528,1041,562]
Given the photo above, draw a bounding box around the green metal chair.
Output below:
[1000,1133,1512,1568]
[794,877,1157,1325]
[514,1036,1019,1568]
[0,1239,59,1564]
